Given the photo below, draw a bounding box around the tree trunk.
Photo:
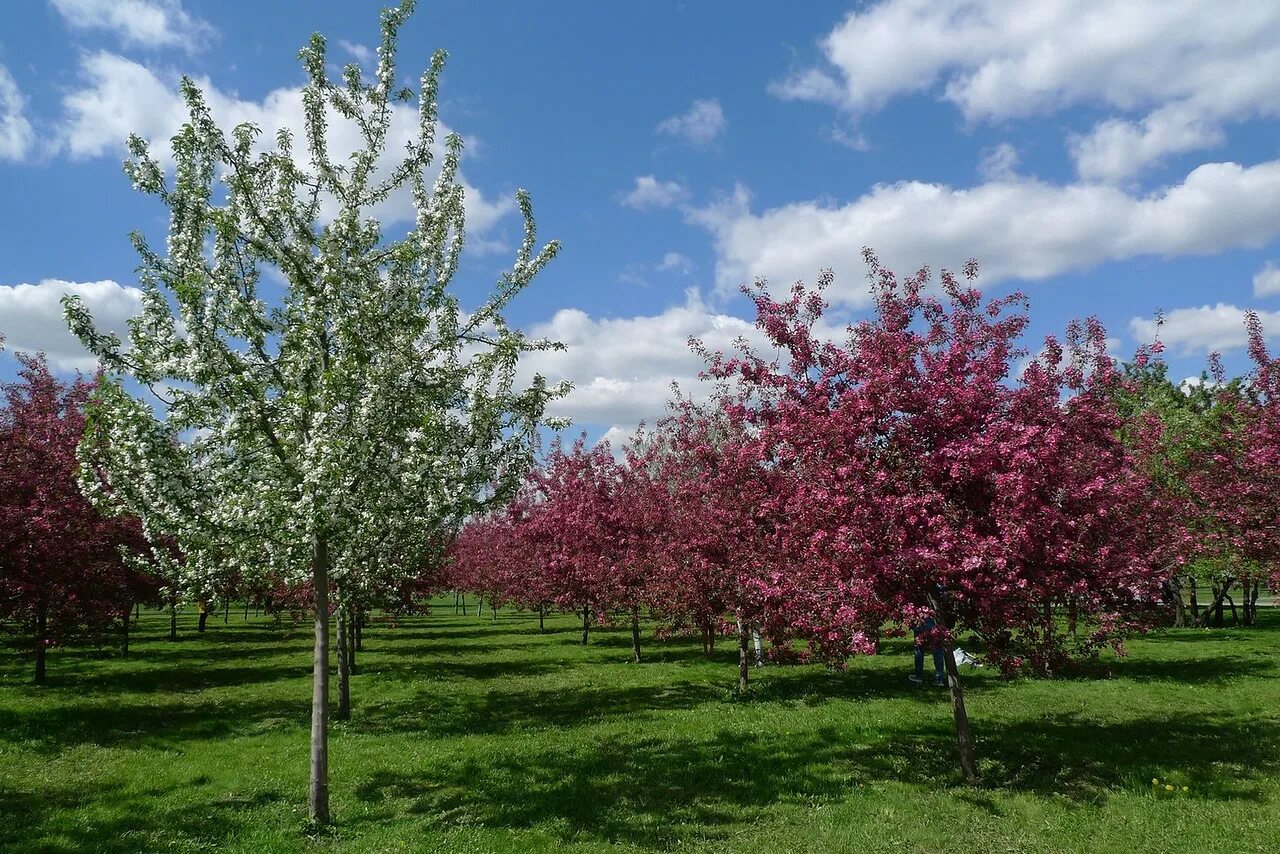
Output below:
[581,605,590,645]
[198,607,208,633]
[538,604,545,633]
[931,591,978,783]
[121,601,131,657]
[244,600,250,621]
[1188,575,1200,622]
[737,618,750,693]
[752,624,763,666]
[169,592,178,641]
[630,605,642,664]
[476,597,483,618]
[491,603,497,621]
[941,645,979,783]
[459,594,465,615]
[34,599,48,684]
[135,602,141,620]
[348,615,358,674]
[308,536,331,826]
[336,606,350,721]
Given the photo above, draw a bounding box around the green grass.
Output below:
[1,603,1277,853]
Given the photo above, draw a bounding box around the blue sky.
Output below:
[2,0,1279,443]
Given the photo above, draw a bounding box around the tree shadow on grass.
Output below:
[0,694,308,752]
[351,709,1280,850]
[353,679,725,739]
[0,778,289,853]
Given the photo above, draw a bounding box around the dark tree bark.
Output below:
[931,590,978,783]
[121,600,131,656]
[581,605,590,645]
[348,614,358,673]
[34,598,48,684]
[538,604,545,633]
[631,605,642,663]
[737,618,750,692]
[308,536,331,825]
[336,606,350,721]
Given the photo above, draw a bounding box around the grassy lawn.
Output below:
[1,602,1276,853]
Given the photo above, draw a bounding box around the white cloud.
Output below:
[620,175,689,210]
[0,64,33,162]
[517,290,762,427]
[50,0,214,52]
[690,160,1280,307]
[655,98,726,145]
[771,1,1280,181]
[1130,304,1280,354]
[978,143,1019,181]
[0,279,143,371]
[658,252,694,274]
[58,52,512,233]
[1254,261,1280,298]
[337,39,374,65]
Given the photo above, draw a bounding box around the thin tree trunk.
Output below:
[737,617,750,692]
[169,593,178,641]
[1226,592,1238,625]
[308,536,331,826]
[459,594,466,615]
[121,600,131,656]
[581,605,590,645]
[244,600,250,621]
[538,604,545,633]
[1189,575,1200,622]
[941,645,979,783]
[476,597,483,618]
[631,605,642,663]
[931,590,978,783]
[491,603,497,621]
[336,606,350,721]
[752,623,763,666]
[34,599,48,684]
[348,616,357,674]
[135,602,141,620]
[354,612,362,652]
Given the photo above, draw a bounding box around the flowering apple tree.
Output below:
[62,1,564,824]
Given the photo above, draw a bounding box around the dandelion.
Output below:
[1182,786,1189,792]
[1165,784,1175,792]
[1151,778,1159,785]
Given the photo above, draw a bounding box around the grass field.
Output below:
[1,602,1277,853]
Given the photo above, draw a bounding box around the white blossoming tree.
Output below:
[64,1,565,825]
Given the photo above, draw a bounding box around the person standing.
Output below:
[909,616,945,686]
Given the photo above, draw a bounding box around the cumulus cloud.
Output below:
[978,143,1019,181]
[516,290,761,428]
[0,279,143,371]
[620,175,690,210]
[689,160,1280,307]
[1130,304,1280,355]
[58,51,513,233]
[770,0,1280,181]
[655,99,727,145]
[657,252,694,275]
[337,39,374,65]
[0,64,33,162]
[50,0,214,51]
[1254,262,1280,298]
